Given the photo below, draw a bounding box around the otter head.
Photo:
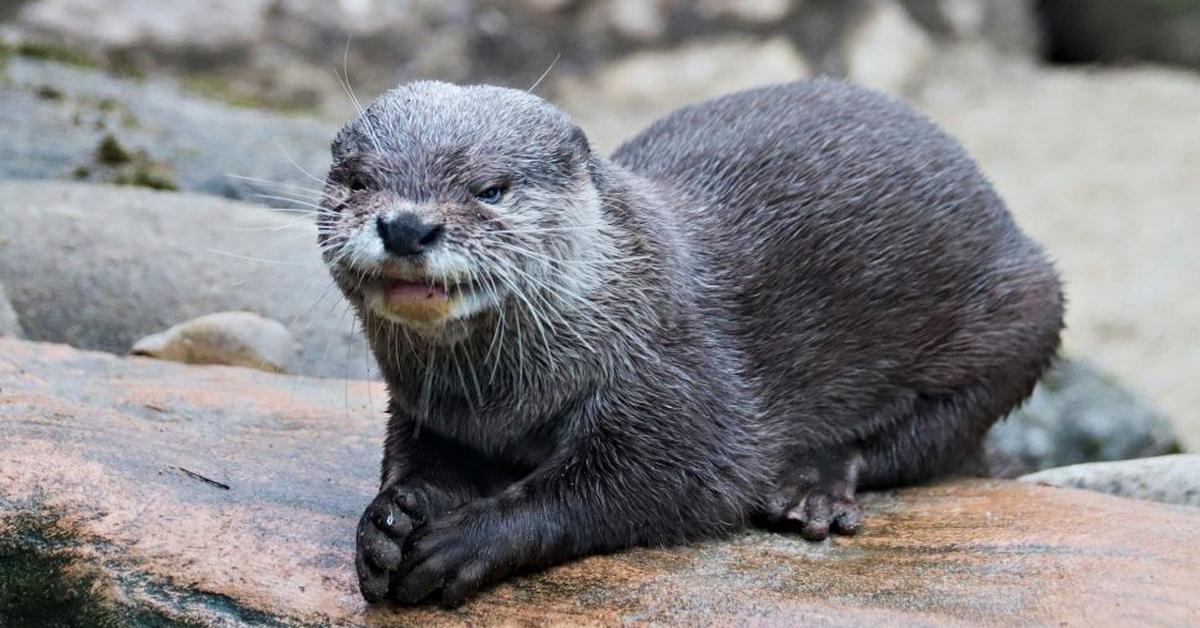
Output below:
[319,81,599,344]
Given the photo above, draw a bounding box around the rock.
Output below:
[130,311,298,373]
[844,0,937,94]
[0,283,22,338]
[985,359,1183,477]
[0,181,370,379]
[902,0,1040,54]
[698,0,794,24]
[605,0,669,41]
[2,338,1199,625]
[588,37,810,107]
[560,36,810,151]
[1,182,1179,461]
[0,57,332,205]
[1021,454,1200,508]
[3,1,1039,120]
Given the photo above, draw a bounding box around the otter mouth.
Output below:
[356,271,490,325]
[378,277,454,323]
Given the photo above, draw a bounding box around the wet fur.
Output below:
[320,79,1064,606]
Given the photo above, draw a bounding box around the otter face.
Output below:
[318,81,598,343]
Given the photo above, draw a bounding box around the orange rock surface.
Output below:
[1,338,1197,625]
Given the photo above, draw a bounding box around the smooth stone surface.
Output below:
[985,358,1183,477]
[0,57,332,204]
[1022,454,1200,507]
[0,284,22,338]
[0,181,369,379]
[130,310,298,373]
[2,338,1198,626]
[843,0,935,94]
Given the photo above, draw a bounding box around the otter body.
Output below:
[320,80,1063,606]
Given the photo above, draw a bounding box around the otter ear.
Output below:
[569,125,592,161]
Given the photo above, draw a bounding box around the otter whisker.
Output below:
[486,239,650,267]
[274,140,328,187]
[484,253,564,377]
[204,249,323,267]
[225,173,325,195]
[254,194,337,213]
[476,268,509,384]
[527,52,561,94]
[336,35,384,155]
[486,253,603,354]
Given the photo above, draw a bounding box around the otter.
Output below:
[317,79,1064,607]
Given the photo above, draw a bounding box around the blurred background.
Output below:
[0,0,1196,454]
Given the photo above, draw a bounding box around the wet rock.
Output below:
[130,311,298,373]
[0,181,369,379]
[984,359,1183,477]
[2,337,1199,625]
[1022,454,1200,508]
[0,283,23,338]
[0,56,331,205]
[844,0,937,94]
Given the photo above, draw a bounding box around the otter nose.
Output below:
[376,212,445,258]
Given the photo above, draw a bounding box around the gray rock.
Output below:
[0,283,23,338]
[130,311,298,373]
[0,181,370,379]
[3,0,1039,118]
[0,57,332,205]
[1022,455,1200,508]
[843,0,936,94]
[985,359,1183,477]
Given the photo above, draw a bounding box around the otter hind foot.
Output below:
[762,449,865,541]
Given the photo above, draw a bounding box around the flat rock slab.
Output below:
[1,338,1197,626]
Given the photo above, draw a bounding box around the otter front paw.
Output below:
[355,485,430,602]
[393,501,514,608]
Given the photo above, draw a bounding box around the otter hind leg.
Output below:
[856,370,1050,490]
[761,374,1042,541]
[760,447,865,541]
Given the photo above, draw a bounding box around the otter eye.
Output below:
[347,173,371,192]
[475,185,505,205]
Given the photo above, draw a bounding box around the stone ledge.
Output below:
[1,338,1197,625]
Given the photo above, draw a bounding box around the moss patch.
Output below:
[113,167,178,191]
[0,513,127,627]
[14,42,96,68]
[34,84,63,100]
[94,134,133,166]
[0,510,270,627]
[88,135,179,191]
[181,73,316,115]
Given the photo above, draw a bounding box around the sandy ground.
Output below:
[567,48,1200,448]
